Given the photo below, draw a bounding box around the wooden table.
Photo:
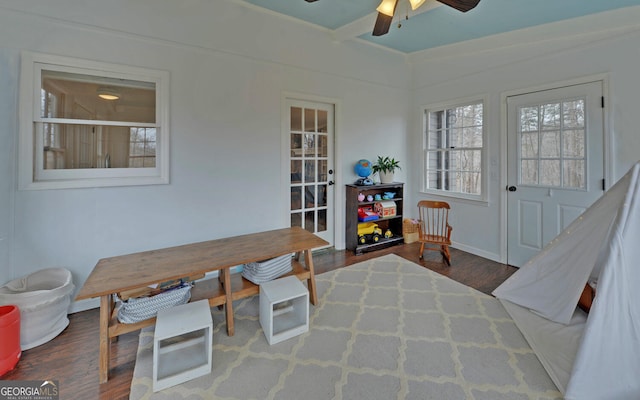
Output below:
[75,226,328,383]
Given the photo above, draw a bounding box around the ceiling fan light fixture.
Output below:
[97,87,120,101]
[409,0,427,10]
[376,0,398,17]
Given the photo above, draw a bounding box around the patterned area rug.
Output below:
[129,254,561,400]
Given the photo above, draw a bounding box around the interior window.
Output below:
[19,52,169,189]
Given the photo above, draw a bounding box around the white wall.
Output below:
[0,0,410,311]
[408,6,640,262]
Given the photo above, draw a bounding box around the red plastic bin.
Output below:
[0,305,21,377]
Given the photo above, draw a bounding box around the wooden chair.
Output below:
[417,200,453,265]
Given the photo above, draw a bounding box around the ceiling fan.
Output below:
[304,0,480,37]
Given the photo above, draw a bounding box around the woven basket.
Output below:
[117,283,192,324]
[403,218,419,244]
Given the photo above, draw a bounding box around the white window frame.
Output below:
[421,96,487,201]
[18,52,170,190]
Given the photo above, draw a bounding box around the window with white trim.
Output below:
[423,99,485,198]
[19,52,170,190]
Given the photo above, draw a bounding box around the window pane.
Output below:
[290,107,302,131]
[304,211,315,232]
[318,160,327,181]
[520,106,539,132]
[564,159,585,188]
[41,70,155,124]
[304,134,315,156]
[563,99,585,128]
[449,127,463,148]
[291,212,302,228]
[563,130,585,158]
[317,184,327,207]
[460,150,481,172]
[428,111,444,149]
[459,172,481,194]
[426,151,440,170]
[540,130,560,158]
[317,209,327,232]
[426,170,440,190]
[128,127,156,167]
[463,126,483,147]
[540,160,561,186]
[291,160,302,184]
[521,160,538,185]
[446,150,459,170]
[305,160,316,183]
[291,133,302,157]
[304,185,315,207]
[317,110,327,133]
[39,122,156,169]
[541,103,561,129]
[521,132,538,158]
[318,135,328,157]
[428,130,442,149]
[291,187,302,210]
[304,109,315,132]
[446,170,460,192]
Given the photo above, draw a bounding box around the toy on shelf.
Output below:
[358,222,382,244]
[375,201,397,218]
[358,193,365,202]
[358,206,379,222]
[383,192,396,200]
[354,159,374,186]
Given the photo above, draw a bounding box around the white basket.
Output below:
[0,267,75,350]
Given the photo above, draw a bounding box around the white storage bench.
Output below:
[259,276,309,345]
[153,300,212,392]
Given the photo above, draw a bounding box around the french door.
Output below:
[506,81,605,266]
[286,99,335,245]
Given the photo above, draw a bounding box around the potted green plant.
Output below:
[372,156,401,184]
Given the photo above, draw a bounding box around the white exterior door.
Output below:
[506,81,605,266]
[286,99,335,245]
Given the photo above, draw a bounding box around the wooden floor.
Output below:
[3,242,516,400]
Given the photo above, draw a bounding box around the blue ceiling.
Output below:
[242,0,640,53]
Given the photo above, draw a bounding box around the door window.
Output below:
[519,99,586,189]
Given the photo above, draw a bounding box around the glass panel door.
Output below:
[287,100,334,244]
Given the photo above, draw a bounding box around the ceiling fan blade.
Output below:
[436,0,480,12]
[372,13,394,36]
[305,0,319,2]
[372,0,398,37]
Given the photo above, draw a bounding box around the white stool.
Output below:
[153,299,212,392]
[259,276,309,345]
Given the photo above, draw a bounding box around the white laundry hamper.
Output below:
[0,268,75,350]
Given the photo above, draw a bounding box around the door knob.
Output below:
[328,181,335,185]
[507,186,517,192]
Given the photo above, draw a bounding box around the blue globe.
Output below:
[354,159,372,178]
